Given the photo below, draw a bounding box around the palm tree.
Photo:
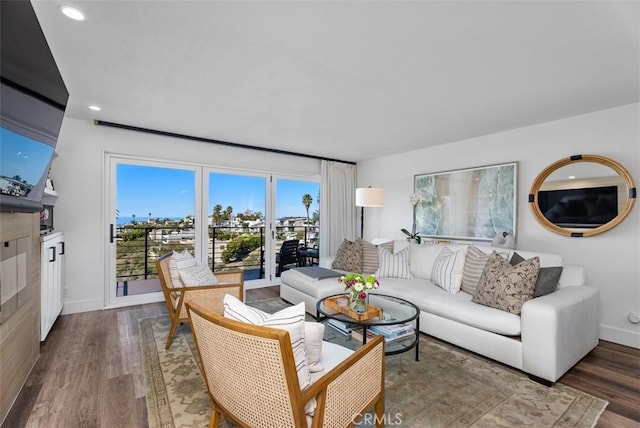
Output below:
[302,194,312,247]
[213,204,223,226]
[302,194,312,225]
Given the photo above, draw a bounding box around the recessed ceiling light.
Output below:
[60,5,85,21]
[568,175,576,179]
[88,105,102,111]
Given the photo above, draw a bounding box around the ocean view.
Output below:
[116,216,185,226]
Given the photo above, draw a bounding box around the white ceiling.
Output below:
[31,0,639,163]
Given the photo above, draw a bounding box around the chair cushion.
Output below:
[223,295,314,413]
[304,322,325,373]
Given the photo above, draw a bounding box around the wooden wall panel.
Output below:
[0,212,40,424]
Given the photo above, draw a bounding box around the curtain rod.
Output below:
[93,120,356,165]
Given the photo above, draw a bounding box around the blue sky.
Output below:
[0,127,54,185]
[116,165,319,219]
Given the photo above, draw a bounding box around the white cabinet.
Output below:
[41,231,64,340]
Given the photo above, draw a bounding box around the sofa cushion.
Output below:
[374,279,522,336]
[409,244,443,280]
[472,252,539,315]
[331,239,362,272]
[375,247,412,279]
[510,252,563,297]
[431,247,466,293]
[280,269,346,298]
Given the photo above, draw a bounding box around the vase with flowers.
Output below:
[338,273,380,313]
[401,193,426,244]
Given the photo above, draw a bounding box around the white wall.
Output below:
[358,103,640,348]
[51,118,321,314]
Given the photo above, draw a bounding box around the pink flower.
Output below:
[359,292,367,299]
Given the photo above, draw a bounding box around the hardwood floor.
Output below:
[3,286,639,427]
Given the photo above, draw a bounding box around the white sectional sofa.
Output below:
[280,240,600,384]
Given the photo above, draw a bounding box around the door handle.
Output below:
[49,246,56,262]
[59,241,65,255]
[110,224,114,243]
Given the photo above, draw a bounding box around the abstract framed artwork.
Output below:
[414,162,517,241]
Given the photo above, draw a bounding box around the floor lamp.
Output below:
[355,187,385,239]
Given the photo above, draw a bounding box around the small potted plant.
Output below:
[339,273,380,313]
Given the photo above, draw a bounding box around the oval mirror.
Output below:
[529,154,636,237]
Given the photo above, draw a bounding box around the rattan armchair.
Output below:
[156,253,244,349]
[187,302,386,428]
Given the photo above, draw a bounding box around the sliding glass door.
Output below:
[207,172,268,283]
[107,157,200,307]
[106,154,320,306]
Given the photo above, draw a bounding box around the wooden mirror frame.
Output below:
[529,154,636,237]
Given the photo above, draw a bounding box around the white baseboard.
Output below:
[61,297,104,315]
[600,324,640,349]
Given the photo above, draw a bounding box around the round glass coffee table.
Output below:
[316,293,420,361]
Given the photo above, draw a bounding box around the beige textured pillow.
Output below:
[331,239,362,272]
[356,239,377,274]
[471,252,540,315]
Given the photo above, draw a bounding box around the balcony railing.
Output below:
[115,223,319,285]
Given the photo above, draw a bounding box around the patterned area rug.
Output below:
[141,298,607,428]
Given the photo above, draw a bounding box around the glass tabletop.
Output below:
[317,292,421,360]
[317,293,419,326]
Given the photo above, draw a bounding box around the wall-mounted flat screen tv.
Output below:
[538,185,618,228]
[0,82,63,213]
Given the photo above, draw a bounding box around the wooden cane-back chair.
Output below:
[187,302,386,428]
[156,252,244,349]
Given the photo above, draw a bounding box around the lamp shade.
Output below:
[355,187,385,207]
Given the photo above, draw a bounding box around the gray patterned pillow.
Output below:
[331,239,363,272]
[471,252,540,315]
[510,252,563,298]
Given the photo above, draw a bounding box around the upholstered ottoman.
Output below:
[279,267,345,317]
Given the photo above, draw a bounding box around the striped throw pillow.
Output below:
[431,247,466,293]
[375,246,412,279]
[223,294,314,414]
[460,246,492,295]
[169,250,196,288]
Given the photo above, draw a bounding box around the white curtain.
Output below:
[320,160,357,257]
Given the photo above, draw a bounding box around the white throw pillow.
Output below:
[169,250,196,288]
[431,247,466,293]
[304,322,325,373]
[375,247,412,279]
[223,295,314,413]
[178,262,218,286]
